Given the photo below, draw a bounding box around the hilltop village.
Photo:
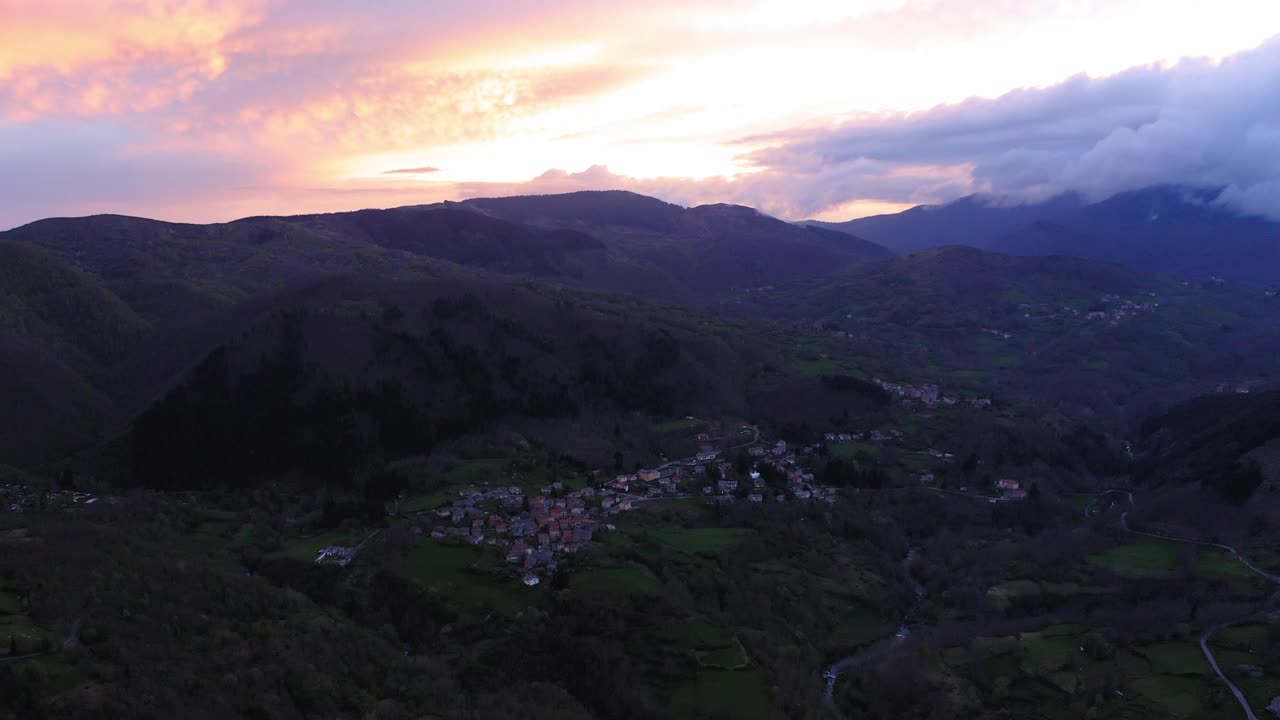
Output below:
[325,425,856,585]
[308,419,1039,586]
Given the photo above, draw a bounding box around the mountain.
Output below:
[2,192,893,313]
[720,245,1280,424]
[105,275,801,489]
[990,186,1280,285]
[1,191,1275,473]
[812,186,1280,286]
[810,192,1084,254]
[0,193,894,472]
[460,191,894,299]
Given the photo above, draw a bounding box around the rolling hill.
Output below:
[720,245,1280,424]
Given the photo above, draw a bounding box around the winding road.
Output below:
[1091,489,1278,720]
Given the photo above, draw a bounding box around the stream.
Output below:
[822,547,924,716]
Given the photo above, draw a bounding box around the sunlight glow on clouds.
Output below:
[1,0,1279,228]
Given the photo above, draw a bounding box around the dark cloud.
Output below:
[382,166,441,175]
[744,36,1280,219]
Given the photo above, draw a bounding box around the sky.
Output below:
[2,0,1280,229]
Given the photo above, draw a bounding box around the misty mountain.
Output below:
[989,186,1280,285]
[813,185,1280,285]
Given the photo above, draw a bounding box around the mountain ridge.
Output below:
[809,185,1280,285]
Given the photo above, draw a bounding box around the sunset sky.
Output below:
[3,0,1280,229]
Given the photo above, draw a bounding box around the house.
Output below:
[996,479,1020,491]
[523,574,541,587]
[696,451,718,462]
[638,468,661,482]
[1005,489,1028,500]
[748,446,766,457]
[748,494,763,503]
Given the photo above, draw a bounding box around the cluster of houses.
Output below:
[0,484,102,514]
[406,425,851,585]
[872,379,992,409]
[1070,294,1159,323]
[1214,384,1253,394]
[716,439,840,504]
[424,482,616,585]
[825,429,905,444]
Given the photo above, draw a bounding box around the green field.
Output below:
[570,566,662,597]
[32,655,85,695]
[404,540,528,616]
[666,618,733,651]
[446,458,507,484]
[645,527,751,555]
[1020,630,1081,671]
[190,520,256,548]
[696,640,749,670]
[669,667,771,720]
[1212,623,1268,650]
[400,487,463,513]
[275,529,367,562]
[965,626,1232,719]
[1090,540,1255,580]
[1,613,47,654]
[662,618,748,669]
[832,442,879,461]
[1128,674,1216,718]
[1138,641,1212,675]
[0,589,19,615]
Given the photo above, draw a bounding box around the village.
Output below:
[381,425,855,586]
[374,419,1039,586]
[0,483,104,514]
[871,378,992,409]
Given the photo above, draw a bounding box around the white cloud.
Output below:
[744,37,1280,219]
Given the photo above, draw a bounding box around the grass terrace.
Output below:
[403,539,529,617]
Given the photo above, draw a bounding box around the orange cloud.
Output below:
[0,0,265,117]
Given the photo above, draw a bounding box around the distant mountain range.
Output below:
[1,189,1277,474]
[810,185,1280,286]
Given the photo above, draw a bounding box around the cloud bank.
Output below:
[743,37,1280,219]
[1,1,1279,227]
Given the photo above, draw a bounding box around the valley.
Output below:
[0,191,1277,720]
